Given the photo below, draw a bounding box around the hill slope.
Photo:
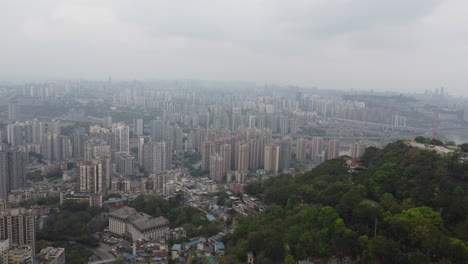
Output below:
[221,141,468,264]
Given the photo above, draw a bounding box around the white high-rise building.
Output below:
[112,123,130,153]
[327,139,340,160]
[142,141,172,174]
[311,137,323,163]
[134,119,144,136]
[8,99,20,121]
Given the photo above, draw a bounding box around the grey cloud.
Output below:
[0,0,467,96]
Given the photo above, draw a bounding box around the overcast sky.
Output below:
[1,0,467,95]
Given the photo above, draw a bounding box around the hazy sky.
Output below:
[1,0,467,95]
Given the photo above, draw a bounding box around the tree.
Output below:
[414,136,428,144]
[285,254,295,264]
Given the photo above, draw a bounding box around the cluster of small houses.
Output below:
[171,234,226,264]
[118,232,226,264]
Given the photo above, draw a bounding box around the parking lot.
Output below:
[89,231,132,262]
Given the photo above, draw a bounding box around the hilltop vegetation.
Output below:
[222,141,468,264]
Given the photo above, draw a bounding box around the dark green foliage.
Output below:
[414,136,443,146]
[222,141,468,263]
[129,195,222,237]
[55,242,94,264]
[38,200,103,246]
[414,136,428,143]
[460,143,468,153]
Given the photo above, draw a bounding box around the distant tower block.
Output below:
[432,112,439,139]
[8,99,20,121]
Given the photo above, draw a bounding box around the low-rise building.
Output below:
[35,247,65,264]
[59,191,102,207]
[1,246,33,264]
[108,206,169,241]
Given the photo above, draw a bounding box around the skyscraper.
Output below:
[115,152,135,176]
[201,141,212,171]
[235,143,249,172]
[311,137,323,162]
[279,136,292,170]
[210,154,224,183]
[85,139,111,161]
[42,134,70,161]
[7,122,33,147]
[112,123,130,153]
[133,118,144,136]
[231,107,242,131]
[0,208,36,248]
[172,125,183,153]
[327,139,340,160]
[150,119,165,142]
[70,132,88,159]
[264,144,279,173]
[220,143,232,172]
[142,141,172,174]
[296,138,308,161]
[0,149,28,199]
[8,99,20,121]
[80,162,103,193]
[104,115,112,128]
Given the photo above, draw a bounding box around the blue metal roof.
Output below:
[186,241,198,248]
[206,214,216,221]
[215,241,225,250]
[172,244,182,251]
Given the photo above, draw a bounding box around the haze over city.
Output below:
[2,0,468,96]
[1,1,468,264]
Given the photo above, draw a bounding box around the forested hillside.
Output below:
[221,140,468,264]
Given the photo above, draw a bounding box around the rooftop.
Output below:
[109,206,169,231]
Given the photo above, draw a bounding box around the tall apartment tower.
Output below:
[235,143,250,172]
[327,139,340,160]
[70,132,88,160]
[137,136,149,166]
[8,99,20,121]
[104,115,113,128]
[42,134,70,161]
[311,137,323,162]
[296,138,308,161]
[0,208,36,248]
[7,122,33,147]
[112,123,130,153]
[171,125,183,154]
[201,141,212,171]
[210,154,224,183]
[0,149,29,199]
[142,141,172,174]
[32,118,42,144]
[133,118,144,136]
[279,136,292,170]
[247,140,257,170]
[349,140,375,158]
[220,143,232,172]
[80,162,103,193]
[150,120,166,142]
[85,139,111,161]
[264,144,280,173]
[115,152,135,177]
[231,108,242,131]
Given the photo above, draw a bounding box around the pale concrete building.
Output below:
[108,206,169,241]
